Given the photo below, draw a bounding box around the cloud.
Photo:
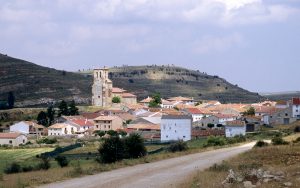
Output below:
[193,33,243,54]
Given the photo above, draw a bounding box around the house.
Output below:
[10,121,47,136]
[263,107,296,125]
[127,123,160,131]
[0,133,28,146]
[242,116,262,132]
[58,116,94,135]
[140,96,153,106]
[167,96,194,105]
[183,108,205,122]
[48,123,78,136]
[225,120,246,138]
[93,116,123,131]
[161,115,192,141]
[292,98,300,119]
[214,113,238,125]
[276,100,289,109]
[193,115,220,128]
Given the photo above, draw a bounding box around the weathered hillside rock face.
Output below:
[108,66,264,103]
[0,54,264,107]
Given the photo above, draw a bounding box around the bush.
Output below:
[55,156,69,168]
[98,134,147,163]
[37,137,57,144]
[94,130,105,137]
[167,141,188,152]
[4,162,21,174]
[254,140,269,147]
[272,136,289,145]
[106,130,118,137]
[294,126,300,133]
[226,135,246,144]
[204,136,226,147]
[112,96,121,103]
[22,165,34,172]
[98,136,124,163]
[38,157,51,170]
[209,161,230,172]
[123,133,147,158]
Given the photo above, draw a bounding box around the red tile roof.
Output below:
[185,108,204,114]
[122,93,136,98]
[0,133,23,139]
[71,119,94,127]
[293,98,300,105]
[112,87,126,93]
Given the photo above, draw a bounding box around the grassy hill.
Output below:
[0,54,264,107]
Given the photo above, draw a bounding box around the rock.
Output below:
[263,178,272,183]
[274,176,284,182]
[263,174,275,179]
[237,177,244,182]
[283,182,292,187]
[274,171,285,176]
[243,181,256,188]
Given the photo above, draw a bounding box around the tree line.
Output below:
[37,100,79,127]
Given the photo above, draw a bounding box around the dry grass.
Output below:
[183,144,300,188]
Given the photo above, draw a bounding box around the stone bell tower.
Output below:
[92,67,112,107]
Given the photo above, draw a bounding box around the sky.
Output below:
[0,0,300,93]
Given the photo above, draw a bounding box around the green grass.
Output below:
[0,148,54,172]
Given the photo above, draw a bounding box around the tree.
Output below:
[107,130,118,136]
[46,105,55,126]
[207,123,214,129]
[123,133,146,158]
[37,111,48,126]
[55,156,69,167]
[94,130,105,137]
[7,91,15,109]
[148,92,162,108]
[112,96,121,103]
[58,100,69,116]
[68,100,79,116]
[98,136,124,163]
[243,107,255,116]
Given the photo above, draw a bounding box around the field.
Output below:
[0,148,54,172]
[183,137,300,188]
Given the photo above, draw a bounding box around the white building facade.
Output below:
[161,115,192,142]
[225,125,246,138]
[0,133,28,146]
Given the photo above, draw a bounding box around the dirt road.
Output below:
[39,142,255,188]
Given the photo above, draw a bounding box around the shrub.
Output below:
[37,137,57,144]
[22,165,34,172]
[167,141,188,152]
[38,156,51,170]
[254,140,269,147]
[226,135,246,144]
[204,136,226,147]
[106,130,118,137]
[294,126,300,133]
[4,162,21,174]
[272,136,289,145]
[70,161,83,177]
[55,156,69,168]
[209,161,230,172]
[112,96,121,103]
[98,136,124,163]
[123,133,147,158]
[94,130,105,137]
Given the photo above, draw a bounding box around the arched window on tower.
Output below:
[100,71,102,78]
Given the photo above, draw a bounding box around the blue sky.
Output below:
[0,0,299,92]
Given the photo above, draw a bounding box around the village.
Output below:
[1,67,300,146]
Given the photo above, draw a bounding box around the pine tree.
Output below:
[68,100,79,116]
[47,106,55,126]
[58,100,69,116]
[37,111,48,126]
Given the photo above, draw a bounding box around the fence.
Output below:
[40,143,82,158]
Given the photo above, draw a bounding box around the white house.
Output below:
[215,114,238,125]
[183,108,205,122]
[161,115,192,141]
[225,120,246,138]
[48,123,78,136]
[0,133,28,146]
[292,98,300,119]
[10,121,47,136]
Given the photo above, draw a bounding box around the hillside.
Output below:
[0,54,264,107]
[261,91,300,101]
[106,66,263,103]
[0,54,92,107]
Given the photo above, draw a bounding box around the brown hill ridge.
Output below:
[0,54,264,107]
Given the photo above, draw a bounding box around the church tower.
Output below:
[92,67,112,107]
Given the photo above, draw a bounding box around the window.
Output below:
[166,135,168,138]
[183,136,186,138]
[9,140,12,144]
[23,139,25,143]
[96,125,99,128]
[175,130,177,133]
[108,125,111,129]
[285,113,288,117]
[104,125,106,129]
